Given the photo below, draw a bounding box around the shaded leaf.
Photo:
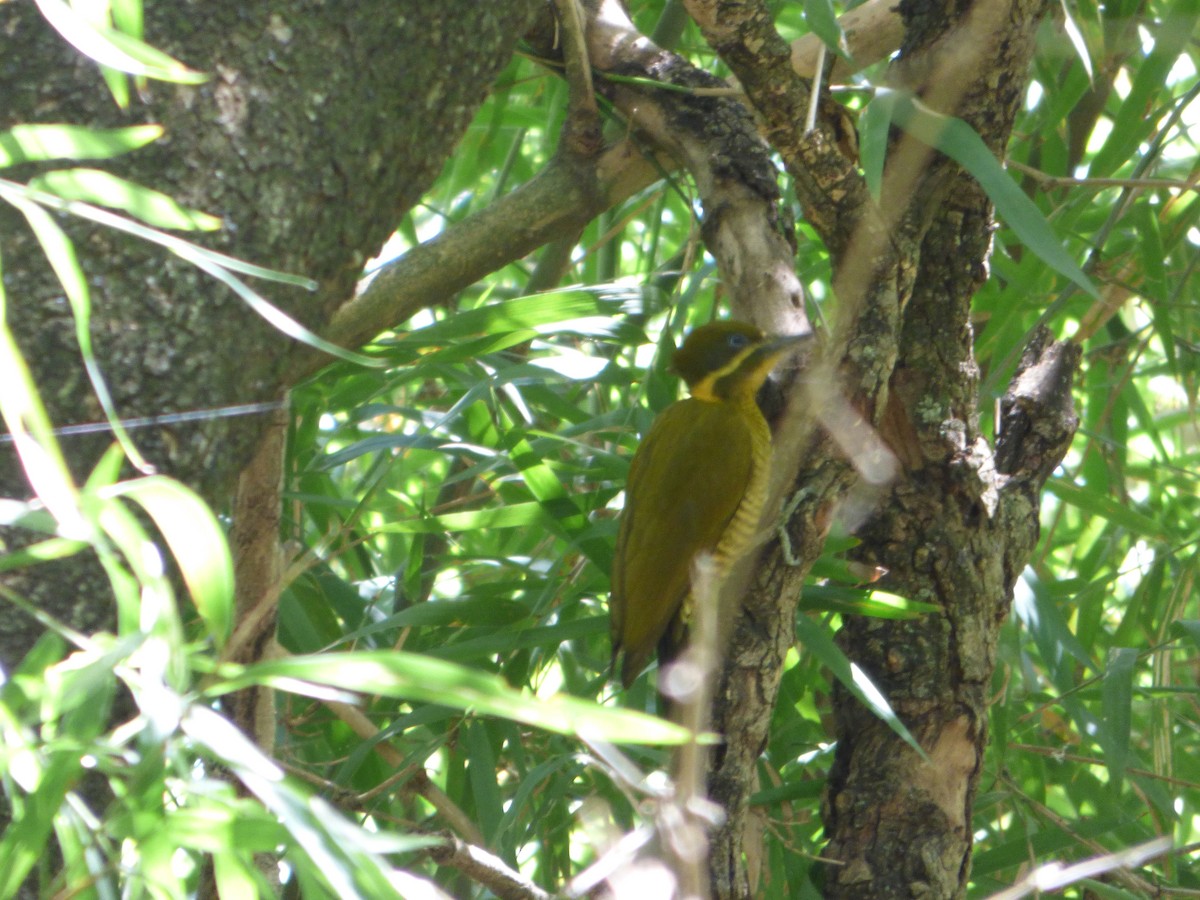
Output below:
[795,615,926,757]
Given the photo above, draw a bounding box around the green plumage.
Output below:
[610,321,807,688]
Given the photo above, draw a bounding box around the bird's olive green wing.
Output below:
[611,398,754,686]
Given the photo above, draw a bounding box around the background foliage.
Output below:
[1,0,1198,896]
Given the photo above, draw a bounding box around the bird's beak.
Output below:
[738,331,814,387]
[767,331,815,353]
[761,331,815,364]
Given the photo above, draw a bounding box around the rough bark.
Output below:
[677,0,1072,897]
[817,1,1073,896]
[524,0,810,341]
[1,1,1084,897]
[0,2,537,892]
[0,0,537,696]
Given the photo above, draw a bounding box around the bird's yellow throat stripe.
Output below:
[690,344,794,403]
[687,345,762,402]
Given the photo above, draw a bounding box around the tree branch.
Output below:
[995,327,1082,486]
[295,0,913,383]
[427,832,553,900]
[675,0,1065,896]
[326,700,488,848]
[285,139,660,384]
[556,0,809,336]
[790,0,904,81]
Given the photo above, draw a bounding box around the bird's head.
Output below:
[672,320,811,403]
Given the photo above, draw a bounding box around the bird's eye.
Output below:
[727,332,749,349]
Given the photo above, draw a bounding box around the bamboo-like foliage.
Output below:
[1,0,1197,896]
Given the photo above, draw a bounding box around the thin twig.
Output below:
[429,832,553,900]
[984,836,1172,900]
[325,699,487,847]
[1007,158,1200,192]
[804,44,824,134]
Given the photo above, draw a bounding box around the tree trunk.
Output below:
[819,0,1079,894]
[1,1,1089,896]
[679,0,1080,896]
[0,0,536,696]
[0,4,536,893]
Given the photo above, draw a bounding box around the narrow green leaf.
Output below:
[45,642,122,725]
[794,615,927,757]
[0,498,60,532]
[154,238,317,287]
[339,598,528,636]
[426,616,606,663]
[801,585,940,619]
[31,168,223,231]
[1100,647,1137,789]
[181,247,383,368]
[314,432,452,470]
[401,329,540,366]
[1078,880,1154,900]
[1,179,357,374]
[502,432,588,534]
[750,777,825,806]
[803,0,851,59]
[110,0,144,38]
[397,289,631,346]
[33,0,208,83]
[0,752,82,896]
[858,90,896,201]
[1014,575,1099,686]
[972,817,1156,878]
[108,476,234,646]
[92,496,183,647]
[52,803,114,898]
[0,537,89,573]
[0,124,162,166]
[1088,0,1197,177]
[210,650,695,745]
[0,277,89,539]
[1172,619,1200,649]
[1134,203,1174,374]
[101,65,132,110]
[887,91,1097,297]
[377,501,553,534]
[1059,0,1094,83]
[211,849,262,899]
[464,721,504,843]
[11,193,152,471]
[1046,479,1166,539]
[0,178,318,289]
[182,706,426,900]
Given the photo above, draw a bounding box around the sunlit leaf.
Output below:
[31,168,223,230]
[210,651,695,745]
[108,476,235,646]
[1059,0,1094,83]
[801,585,940,619]
[182,706,441,900]
[0,280,88,539]
[10,192,151,470]
[33,0,207,83]
[0,124,162,166]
